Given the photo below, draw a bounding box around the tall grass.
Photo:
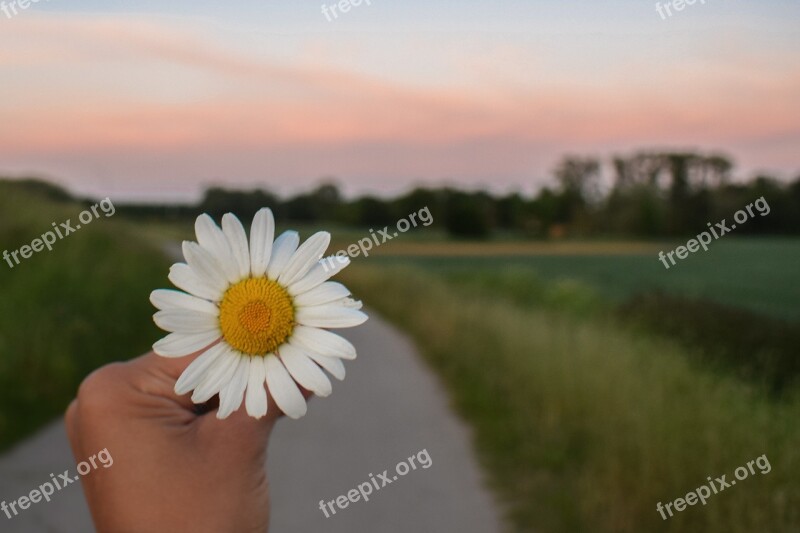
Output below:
[342,264,800,532]
[0,183,168,451]
[438,265,800,394]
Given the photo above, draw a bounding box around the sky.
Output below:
[0,0,798,202]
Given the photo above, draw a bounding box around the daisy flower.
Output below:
[150,208,368,420]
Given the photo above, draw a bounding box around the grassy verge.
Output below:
[428,265,800,394]
[619,292,800,394]
[342,264,800,532]
[0,183,168,451]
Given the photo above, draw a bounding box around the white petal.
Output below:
[279,344,332,397]
[192,346,240,403]
[217,355,249,419]
[287,256,350,296]
[296,305,368,328]
[265,354,307,419]
[293,282,350,308]
[195,214,240,284]
[195,214,227,255]
[266,231,299,280]
[278,231,331,286]
[169,263,223,301]
[291,326,357,360]
[153,330,220,358]
[222,213,251,279]
[153,309,219,333]
[249,208,275,277]
[306,351,346,381]
[150,289,218,315]
[316,296,364,310]
[245,356,268,419]
[338,297,363,310]
[182,241,229,293]
[174,344,227,395]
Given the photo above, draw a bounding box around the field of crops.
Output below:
[358,238,800,321]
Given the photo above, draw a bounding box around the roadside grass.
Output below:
[0,184,168,451]
[435,265,607,319]
[619,292,800,394]
[421,264,800,394]
[342,264,800,533]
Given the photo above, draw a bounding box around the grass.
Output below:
[367,238,800,321]
[408,263,800,394]
[3,195,796,530]
[342,263,800,532]
[0,183,168,451]
[619,291,800,394]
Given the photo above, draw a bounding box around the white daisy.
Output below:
[150,208,368,420]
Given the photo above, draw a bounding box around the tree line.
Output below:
[8,150,800,238]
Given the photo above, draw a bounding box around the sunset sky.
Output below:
[1,0,798,202]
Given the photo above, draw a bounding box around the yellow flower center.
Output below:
[219,277,295,356]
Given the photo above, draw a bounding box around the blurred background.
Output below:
[1,1,798,532]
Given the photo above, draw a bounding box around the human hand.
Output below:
[65,350,294,533]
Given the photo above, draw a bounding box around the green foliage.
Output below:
[0,178,74,203]
[350,196,399,227]
[495,193,526,229]
[439,265,604,318]
[603,184,666,236]
[0,183,168,451]
[284,182,343,222]
[433,259,800,395]
[443,190,495,238]
[618,292,800,394]
[343,264,800,533]
[198,186,281,221]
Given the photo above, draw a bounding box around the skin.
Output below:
[65,350,306,533]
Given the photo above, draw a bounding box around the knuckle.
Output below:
[76,362,129,406]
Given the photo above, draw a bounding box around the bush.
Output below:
[618,291,800,394]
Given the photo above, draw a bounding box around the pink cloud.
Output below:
[0,14,798,197]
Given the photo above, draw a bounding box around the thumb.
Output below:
[197,380,314,451]
[128,343,218,411]
[197,405,277,454]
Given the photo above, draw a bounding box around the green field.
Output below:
[342,262,800,532]
[365,238,800,321]
[0,183,168,451]
[338,235,800,532]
